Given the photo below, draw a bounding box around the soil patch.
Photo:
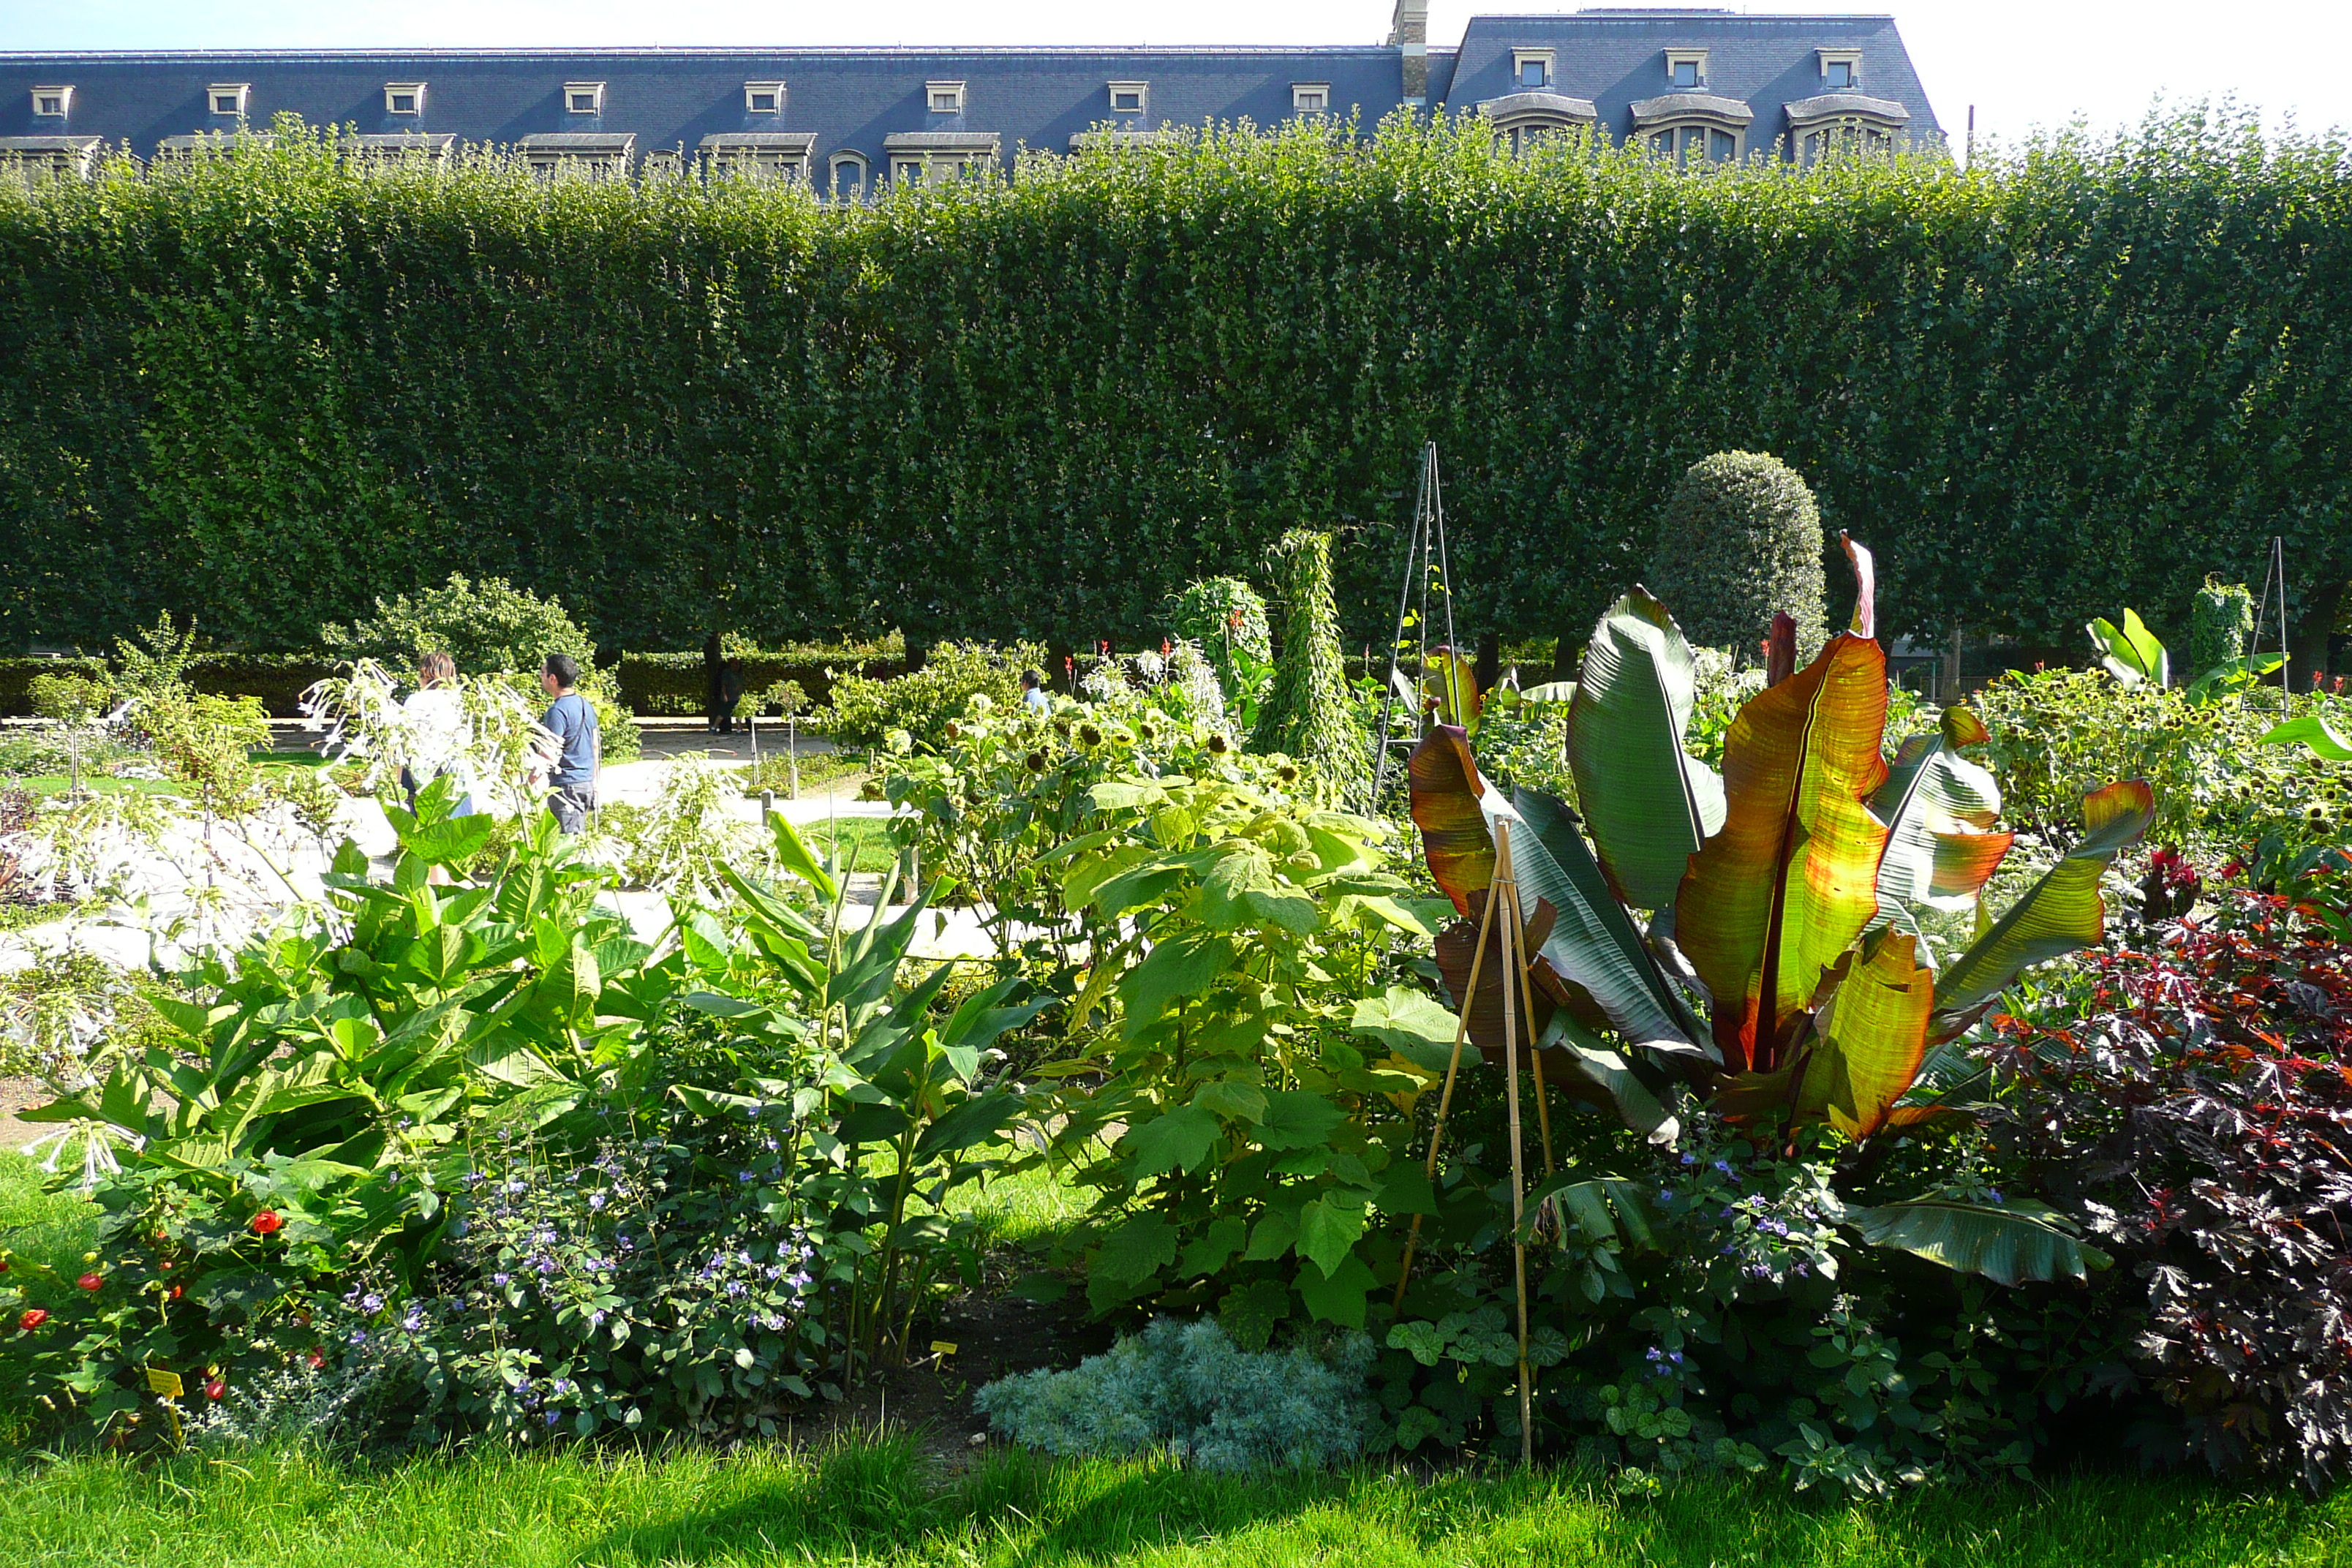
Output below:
[0,1074,50,1152]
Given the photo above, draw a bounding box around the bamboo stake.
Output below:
[1391,874,1499,1313]
[1497,824,1534,1465]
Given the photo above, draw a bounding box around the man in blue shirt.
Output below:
[538,654,600,834]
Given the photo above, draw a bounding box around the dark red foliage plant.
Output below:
[1983,888,2352,1487]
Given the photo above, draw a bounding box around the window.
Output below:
[384,83,423,116]
[209,83,250,117]
[1665,50,1707,89]
[1292,82,1330,113]
[1512,50,1553,90]
[1649,124,1739,164]
[1825,60,1853,89]
[1108,81,1147,114]
[745,81,784,113]
[1817,50,1863,91]
[31,86,72,118]
[565,81,605,115]
[830,152,868,199]
[927,80,965,113]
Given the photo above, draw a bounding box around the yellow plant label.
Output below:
[930,1341,959,1357]
[145,1368,184,1399]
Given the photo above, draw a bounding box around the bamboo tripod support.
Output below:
[1390,821,1550,1464]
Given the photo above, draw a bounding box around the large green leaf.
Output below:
[2261,713,2352,761]
[1514,788,1710,1057]
[1869,722,2012,930]
[1798,930,1934,1139]
[1351,985,1462,1074]
[1422,646,1482,736]
[1676,631,1892,1071]
[1846,1198,2109,1286]
[2087,608,2168,687]
[1564,589,1725,911]
[1934,780,2155,1019]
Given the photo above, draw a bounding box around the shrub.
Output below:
[1971,666,2351,855]
[976,1318,1376,1471]
[25,672,112,723]
[1984,888,2352,1486]
[2190,577,2255,675]
[1646,452,1827,662]
[322,573,595,675]
[1249,532,1364,788]
[818,641,1044,750]
[1170,578,1272,706]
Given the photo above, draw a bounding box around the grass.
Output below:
[0,1432,2342,1568]
[796,815,904,875]
[6,750,342,798]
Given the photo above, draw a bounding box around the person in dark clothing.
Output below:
[716,658,746,735]
[539,654,600,835]
[704,631,726,734]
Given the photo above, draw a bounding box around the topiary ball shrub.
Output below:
[974,1317,1375,1472]
[1646,451,1828,662]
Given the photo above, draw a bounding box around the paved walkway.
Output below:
[3,727,988,974]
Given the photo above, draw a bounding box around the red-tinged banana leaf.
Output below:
[1514,788,1711,1058]
[1797,930,1935,1139]
[1869,731,2013,929]
[1539,1011,1682,1145]
[1932,779,2156,1021]
[1675,632,1892,1071]
[1940,705,1990,747]
[1565,589,1726,912]
[1436,892,1564,1055]
[1764,614,1796,688]
[1839,533,1877,641]
[1422,647,1482,736]
[1409,725,1493,916]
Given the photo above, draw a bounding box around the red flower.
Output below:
[76,1272,104,1292]
[306,1349,325,1371]
[250,1211,282,1236]
[17,1309,48,1332]
[204,1379,225,1401]
[0,1258,10,1274]
[167,1284,184,1301]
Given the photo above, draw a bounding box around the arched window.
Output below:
[1785,94,1911,164]
[1630,92,1752,165]
[1477,91,1598,155]
[829,151,868,200]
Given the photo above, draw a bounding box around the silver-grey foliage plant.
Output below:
[1646,451,1828,663]
[974,1318,1375,1472]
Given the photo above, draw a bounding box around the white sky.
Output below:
[4,1,2347,151]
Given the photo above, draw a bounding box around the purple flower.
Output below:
[493,1272,511,1286]
[588,1194,606,1211]
[361,1292,384,1312]
[402,1306,424,1331]
[348,1328,369,1345]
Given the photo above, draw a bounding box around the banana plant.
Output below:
[1406,538,2151,1282]
[2087,608,2169,687]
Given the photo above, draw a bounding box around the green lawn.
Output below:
[8,750,339,797]
[0,1435,2340,1568]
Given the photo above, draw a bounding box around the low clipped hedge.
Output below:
[1,654,332,718]
[616,646,904,717]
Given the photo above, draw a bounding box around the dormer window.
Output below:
[209,83,251,117]
[1512,50,1554,90]
[927,80,965,113]
[1818,50,1863,90]
[1108,81,1147,114]
[565,82,605,115]
[745,81,784,113]
[1292,82,1330,113]
[1665,50,1707,90]
[32,86,72,118]
[385,83,424,116]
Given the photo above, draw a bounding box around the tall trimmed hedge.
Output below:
[2,111,2348,664]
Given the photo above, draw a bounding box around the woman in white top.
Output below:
[399,652,479,818]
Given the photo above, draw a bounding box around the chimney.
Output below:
[1390,0,1429,102]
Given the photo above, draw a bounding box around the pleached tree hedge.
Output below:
[1,109,2348,661]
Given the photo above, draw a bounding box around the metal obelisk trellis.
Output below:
[2249,534,2291,711]
[1365,443,1458,810]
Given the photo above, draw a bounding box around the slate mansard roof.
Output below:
[0,11,1940,173]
